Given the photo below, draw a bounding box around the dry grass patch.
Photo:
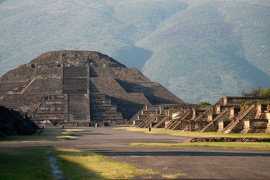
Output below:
[116,127,270,138]
[162,173,187,179]
[130,142,270,150]
[53,148,158,180]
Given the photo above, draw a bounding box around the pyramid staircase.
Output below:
[153,116,169,128]
[163,109,191,130]
[222,105,256,134]
[200,108,229,132]
[170,110,193,130]
[31,95,67,125]
[133,105,160,125]
[137,114,156,128]
[90,93,125,125]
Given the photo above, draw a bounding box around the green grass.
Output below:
[116,127,270,138]
[0,147,52,180]
[130,142,270,150]
[0,147,158,180]
[0,128,84,142]
[53,148,158,180]
[0,128,158,180]
[162,173,187,179]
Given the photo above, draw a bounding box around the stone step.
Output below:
[146,105,160,109]
[142,110,157,114]
[63,66,87,78]
[62,78,87,94]
[36,107,65,113]
[90,93,106,99]
[48,95,67,100]
[42,101,65,105]
[90,99,111,105]
[32,113,64,120]
[90,106,117,112]
[68,94,88,122]
[91,112,122,118]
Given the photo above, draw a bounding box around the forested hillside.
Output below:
[0,0,269,103]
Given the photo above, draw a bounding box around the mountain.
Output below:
[0,0,269,104]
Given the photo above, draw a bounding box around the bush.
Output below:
[257,100,270,104]
[259,88,270,98]
[198,102,211,105]
[240,102,253,107]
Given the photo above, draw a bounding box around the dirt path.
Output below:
[1,127,270,179]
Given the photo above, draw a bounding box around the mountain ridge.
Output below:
[0,0,269,104]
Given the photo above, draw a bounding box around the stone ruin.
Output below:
[0,50,184,126]
[137,97,270,133]
[0,105,39,137]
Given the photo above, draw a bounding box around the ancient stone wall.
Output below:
[30,51,126,68]
[107,94,151,119]
[0,65,35,82]
[224,97,270,105]
[35,67,61,78]
[23,78,61,94]
[68,94,88,122]
[0,50,185,124]
[90,77,127,95]
[0,81,30,96]
[91,67,150,82]
[63,66,87,78]
[0,94,47,112]
[62,78,87,94]
[117,80,184,105]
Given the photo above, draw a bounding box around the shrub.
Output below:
[257,100,270,104]
[198,102,211,105]
[224,118,231,122]
[240,102,252,107]
[259,88,270,98]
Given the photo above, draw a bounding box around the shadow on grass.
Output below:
[53,149,108,180]
[53,148,157,180]
[0,146,149,180]
[0,146,108,180]
[0,146,52,180]
[91,150,270,157]
[0,128,85,142]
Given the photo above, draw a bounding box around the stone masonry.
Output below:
[138,97,270,133]
[0,50,184,126]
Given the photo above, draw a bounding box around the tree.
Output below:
[259,88,270,98]
[198,102,211,105]
[241,85,263,97]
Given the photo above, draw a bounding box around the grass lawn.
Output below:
[0,147,52,180]
[0,147,158,180]
[116,127,270,138]
[53,148,158,180]
[0,128,84,142]
[130,142,270,150]
[0,128,158,179]
[117,127,270,150]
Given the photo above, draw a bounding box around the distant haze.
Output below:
[1,0,269,104]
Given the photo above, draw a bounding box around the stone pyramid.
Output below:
[0,50,184,126]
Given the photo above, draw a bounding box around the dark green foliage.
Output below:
[224,118,231,122]
[240,102,253,107]
[259,88,270,98]
[198,102,211,105]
